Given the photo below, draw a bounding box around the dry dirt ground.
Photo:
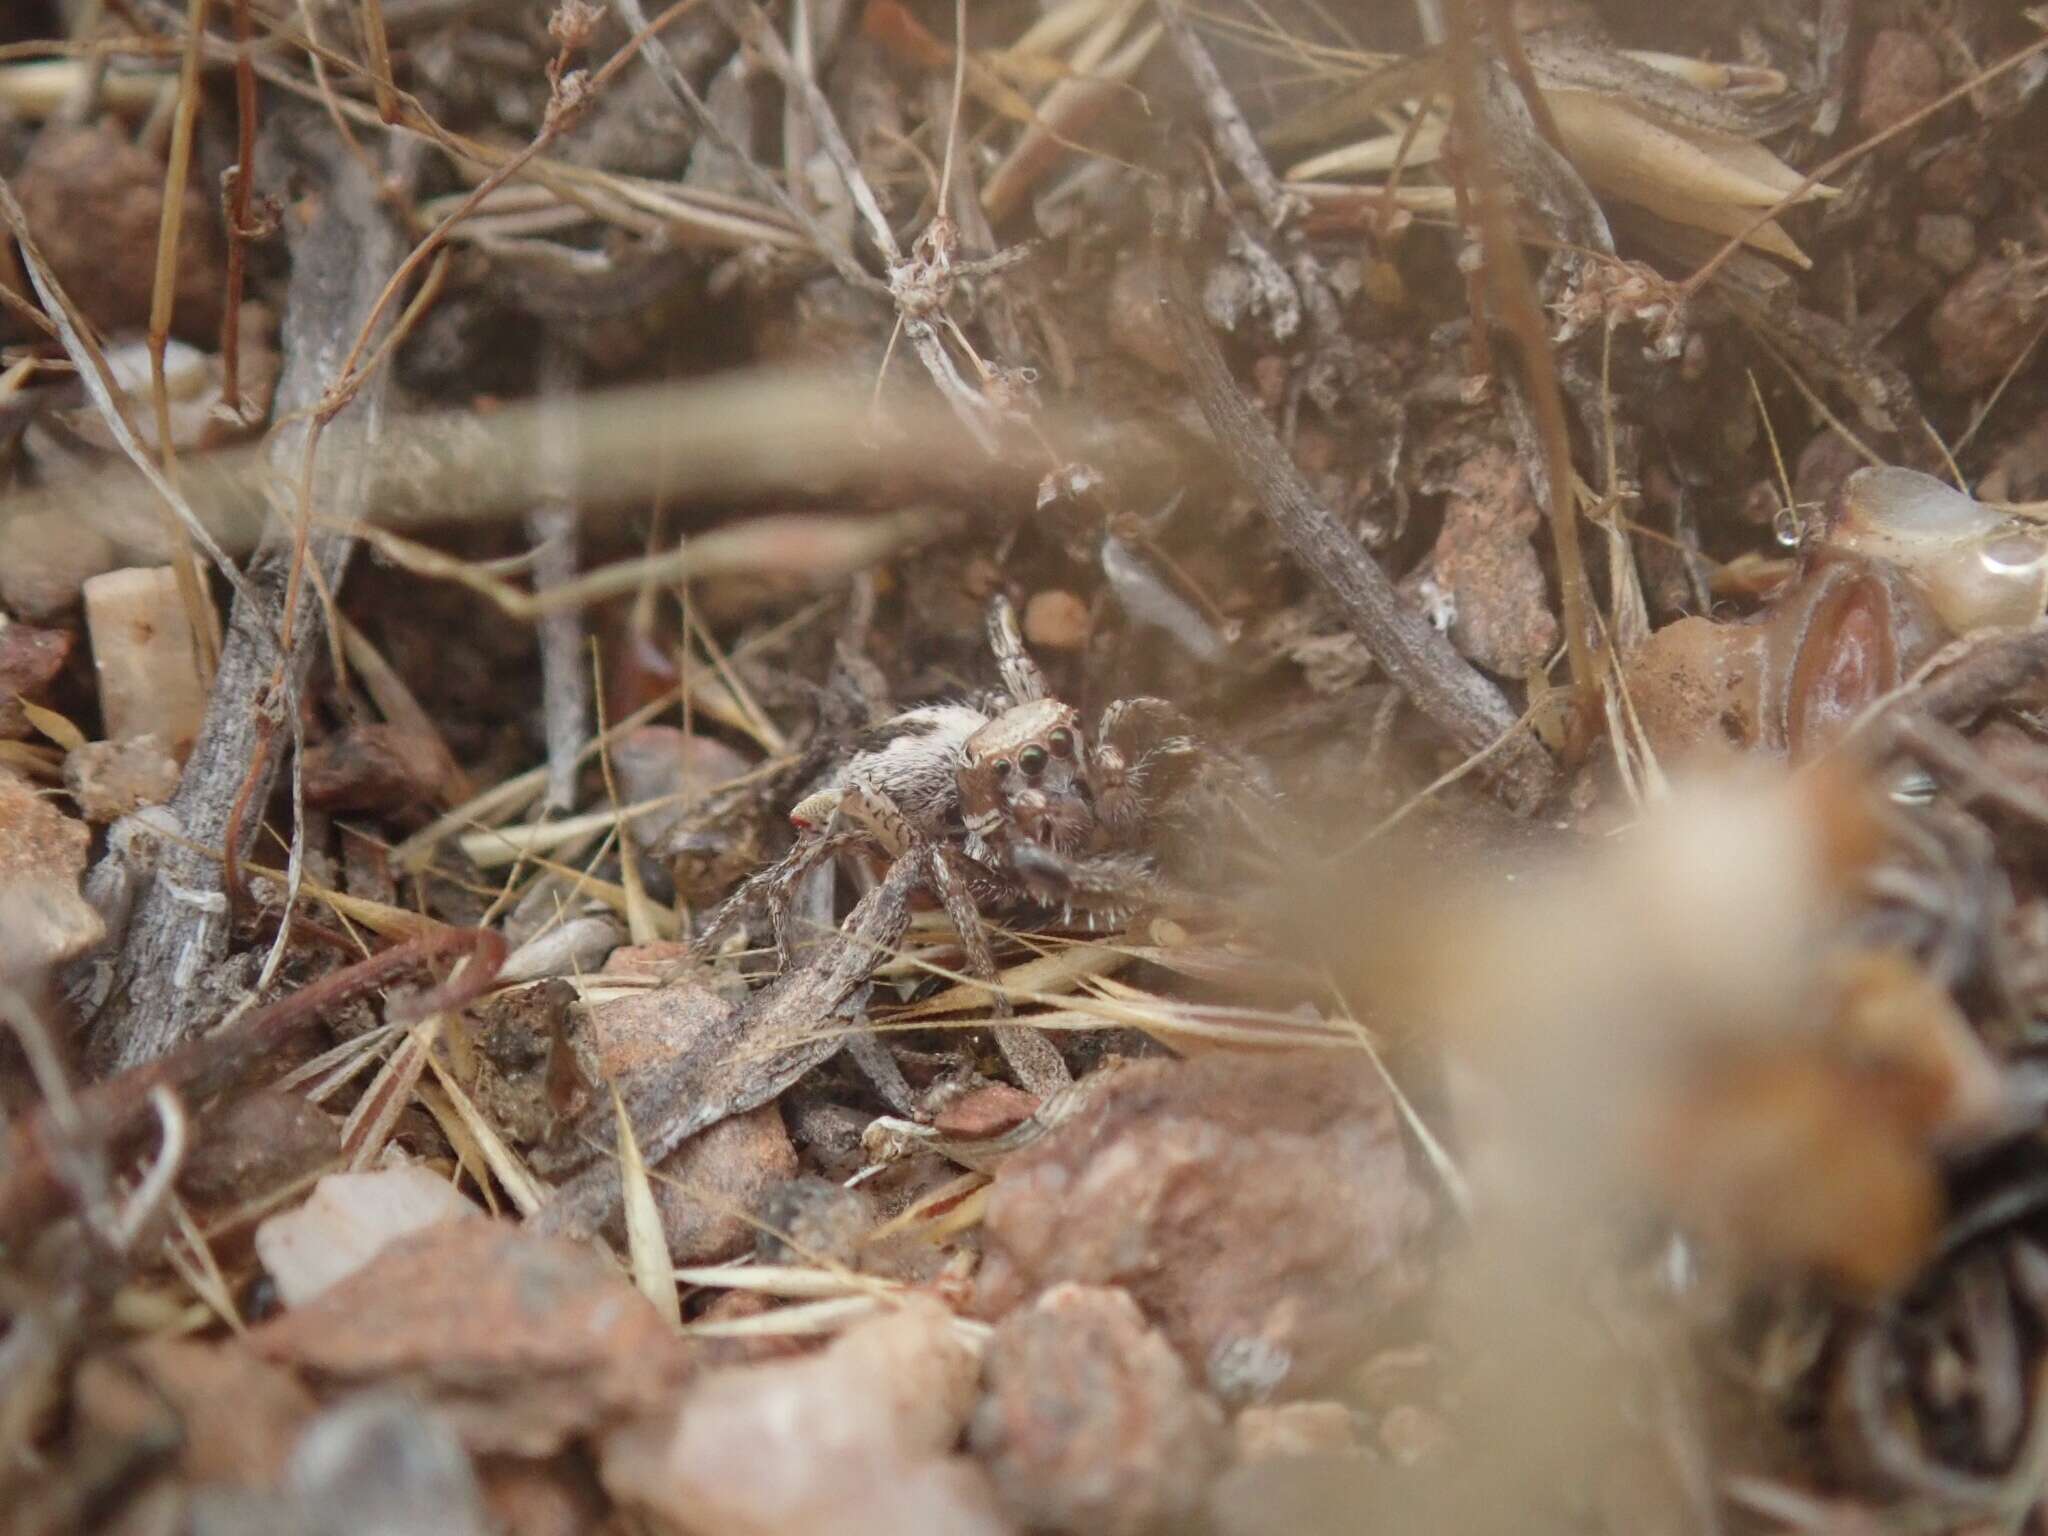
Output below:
[7,1,2048,1533]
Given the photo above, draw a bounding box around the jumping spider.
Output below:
[695,596,1276,1093]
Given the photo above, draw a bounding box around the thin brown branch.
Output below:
[1153,236,1558,814]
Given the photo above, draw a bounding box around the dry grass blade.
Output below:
[673,1265,894,1298]
[613,1084,683,1328]
[424,1056,549,1217]
[680,1294,883,1338]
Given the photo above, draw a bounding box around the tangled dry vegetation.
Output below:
[9,0,2048,1532]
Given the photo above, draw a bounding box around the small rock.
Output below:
[81,566,207,756]
[1106,258,1180,377]
[1429,445,1559,678]
[587,975,733,1078]
[1920,142,1991,214]
[971,1283,1224,1535]
[3,518,115,626]
[254,1165,482,1307]
[1233,1402,1361,1463]
[75,1337,317,1488]
[932,1082,1040,1141]
[1857,29,1943,137]
[286,1391,491,1536]
[600,1296,988,1536]
[975,1053,1431,1403]
[0,512,114,621]
[254,1220,694,1456]
[1205,1454,1378,1536]
[0,620,74,738]
[179,1088,341,1210]
[611,725,755,855]
[497,913,627,985]
[1022,590,1091,653]
[64,733,179,822]
[601,939,694,977]
[480,1456,609,1536]
[302,722,452,814]
[656,1103,799,1265]
[15,119,224,341]
[753,1173,874,1267]
[1929,252,2047,394]
[1377,1402,1450,1465]
[1914,213,1977,278]
[0,767,102,973]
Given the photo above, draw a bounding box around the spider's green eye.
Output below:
[993,758,1013,780]
[1019,745,1048,776]
[1048,728,1073,758]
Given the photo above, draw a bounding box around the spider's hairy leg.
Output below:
[691,829,863,968]
[928,844,1072,1096]
[987,594,1048,705]
[1009,838,1163,924]
[839,775,917,857]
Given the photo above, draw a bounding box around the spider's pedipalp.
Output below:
[987,593,1048,705]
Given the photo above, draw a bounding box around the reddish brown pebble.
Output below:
[0,767,101,972]
[601,939,694,976]
[971,1283,1224,1536]
[1022,590,1090,653]
[64,734,179,822]
[1914,213,1976,278]
[0,622,74,738]
[1919,142,1990,213]
[1252,356,1290,411]
[252,1219,694,1456]
[1430,445,1559,678]
[975,1052,1430,1403]
[1106,259,1181,377]
[587,976,733,1079]
[302,722,452,814]
[654,1102,799,1265]
[1928,253,2046,394]
[75,1337,316,1489]
[1232,1402,1361,1463]
[1856,30,1943,138]
[0,514,116,621]
[177,1088,340,1210]
[15,120,225,341]
[933,1083,1041,1141]
[480,1457,610,1536]
[1376,1403,1450,1465]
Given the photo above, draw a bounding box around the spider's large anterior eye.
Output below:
[1048,728,1073,759]
[993,758,1013,780]
[1019,745,1048,777]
